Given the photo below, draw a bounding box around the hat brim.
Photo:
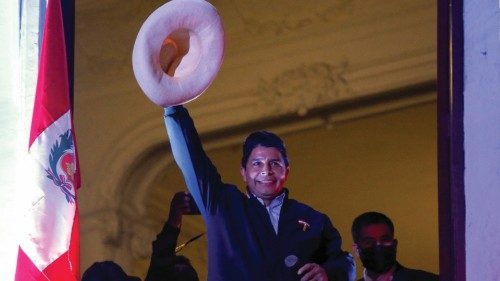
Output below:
[132,0,225,107]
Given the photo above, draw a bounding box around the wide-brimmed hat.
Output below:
[132,0,225,107]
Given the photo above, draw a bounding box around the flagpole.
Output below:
[61,0,75,109]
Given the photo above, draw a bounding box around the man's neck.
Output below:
[246,189,286,207]
[261,198,273,206]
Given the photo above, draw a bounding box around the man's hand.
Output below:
[297,263,328,281]
[166,191,194,228]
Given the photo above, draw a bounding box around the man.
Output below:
[145,191,200,281]
[351,212,439,281]
[164,105,355,281]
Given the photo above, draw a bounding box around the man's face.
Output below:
[353,223,398,274]
[355,223,397,252]
[240,146,289,204]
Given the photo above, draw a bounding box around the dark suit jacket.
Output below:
[358,262,438,281]
[164,106,355,281]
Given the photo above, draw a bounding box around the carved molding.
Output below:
[127,220,157,259]
[233,1,353,36]
[256,62,353,116]
[82,208,157,260]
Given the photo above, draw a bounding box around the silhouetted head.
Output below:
[81,261,141,281]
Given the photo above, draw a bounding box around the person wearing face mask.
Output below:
[163,105,355,281]
[351,212,438,281]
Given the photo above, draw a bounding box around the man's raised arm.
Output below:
[164,105,223,217]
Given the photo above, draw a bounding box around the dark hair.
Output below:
[82,261,140,281]
[173,255,199,281]
[241,131,289,168]
[351,212,395,243]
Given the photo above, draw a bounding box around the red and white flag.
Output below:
[15,0,80,280]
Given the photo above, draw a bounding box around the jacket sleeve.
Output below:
[320,215,356,281]
[163,105,223,218]
[144,224,180,281]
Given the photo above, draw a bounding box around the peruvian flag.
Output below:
[15,0,80,280]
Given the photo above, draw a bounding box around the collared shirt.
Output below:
[249,191,286,234]
[363,265,396,281]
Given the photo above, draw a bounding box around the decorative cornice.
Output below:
[234,1,353,36]
[127,222,156,259]
[256,62,353,116]
[82,208,157,260]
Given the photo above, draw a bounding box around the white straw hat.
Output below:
[132,0,225,106]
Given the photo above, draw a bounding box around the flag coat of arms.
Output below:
[16,0,80,280]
